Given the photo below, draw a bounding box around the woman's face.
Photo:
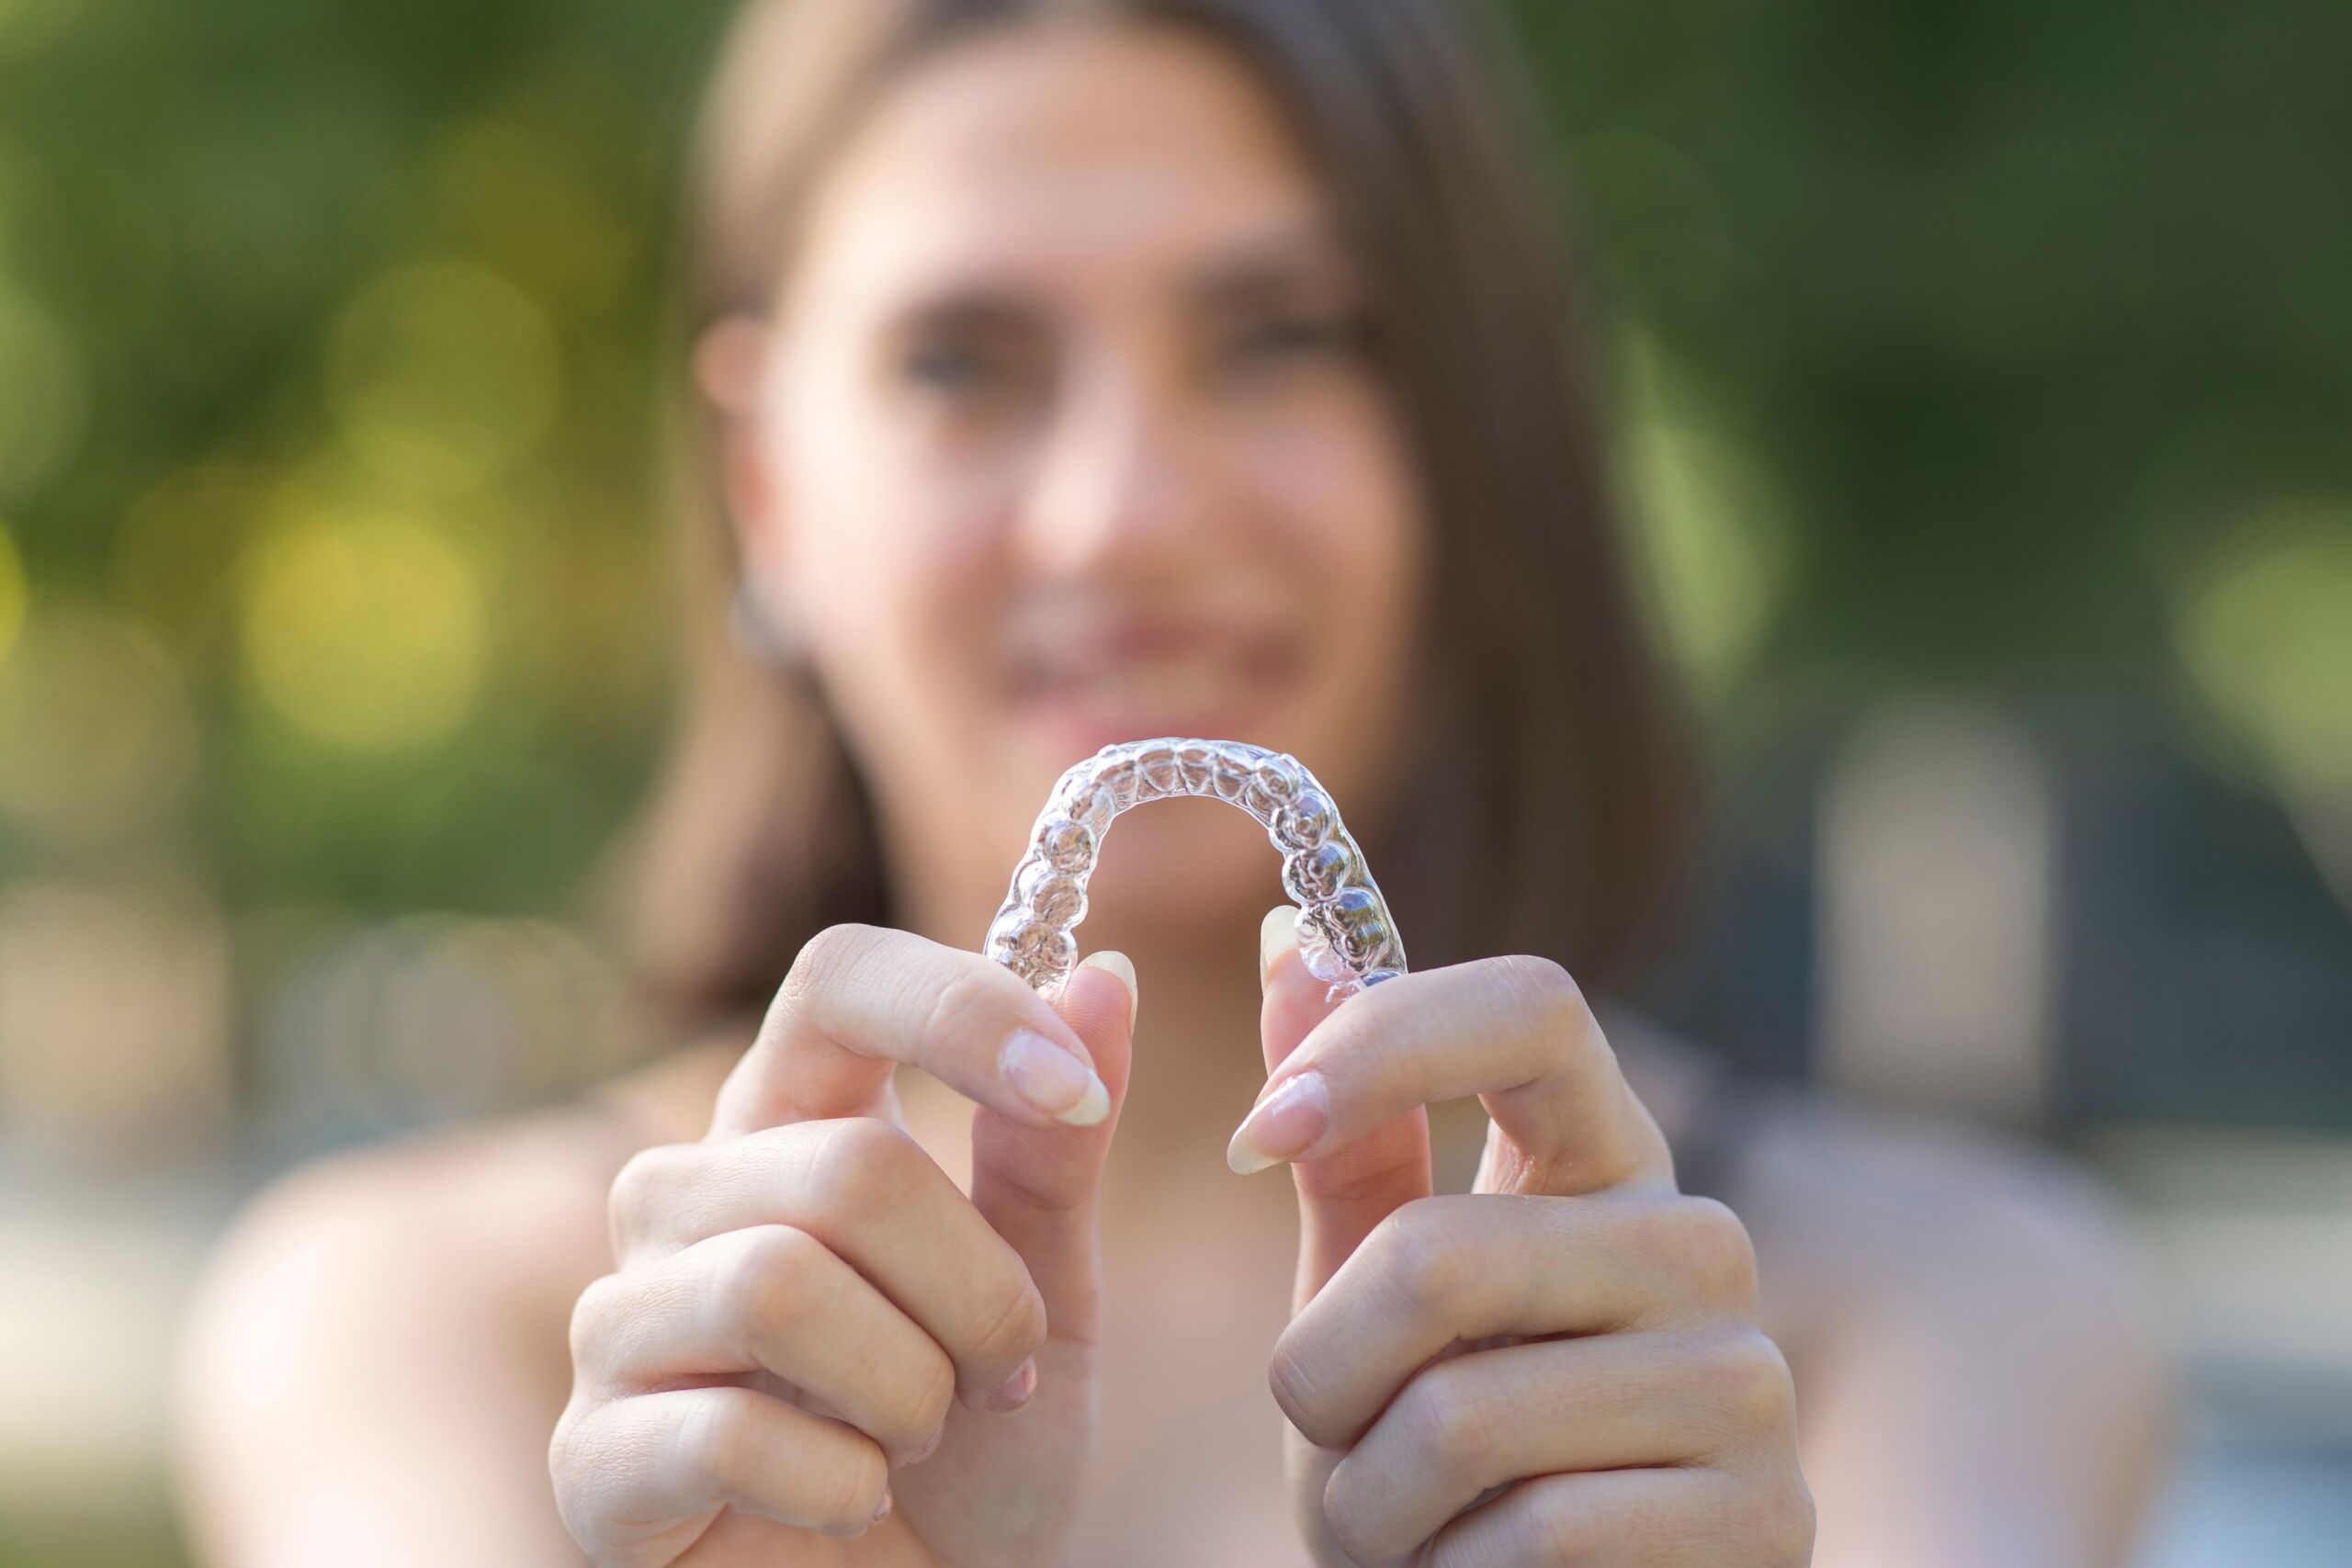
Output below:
[723,20,1427,946]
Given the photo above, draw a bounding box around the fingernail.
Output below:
[984,1356,1037,1413]
[999,1029,1110,1126]
[1259,905,1299,988]
[1227,1069,1329,1174]
[907,1425,944,1464]
[871,1487,893,1525]
[1077,949,1139,1028]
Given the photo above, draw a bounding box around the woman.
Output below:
[174,1,2173,1563]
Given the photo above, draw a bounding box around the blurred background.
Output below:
[0,0,2346,1562]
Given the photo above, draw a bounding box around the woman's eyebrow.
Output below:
[1184,228,1363,311]
[888,288,1047,343]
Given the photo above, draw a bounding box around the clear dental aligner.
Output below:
[985,739,1407,1002]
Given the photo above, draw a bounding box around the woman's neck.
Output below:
[1102,923,1278,1166]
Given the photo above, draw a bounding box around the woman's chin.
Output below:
[1004,683,1300,766]
[1064,795,1286,957]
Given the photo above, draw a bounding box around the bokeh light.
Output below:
[0,881,232,1145]
[2175,501,2352,794]
[0,600,198,847]
[0,0,83,64]
[111,462,265,665]
[0,128,45,272]
[325,256,561,494]
[0,280,89,502]
[250,910,651,1142]
[236,502,490,753]
[1621,331,1789,701]
[0,514,25,666]
[436,112,637,312]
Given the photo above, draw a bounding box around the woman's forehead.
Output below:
[788,21,1346,308]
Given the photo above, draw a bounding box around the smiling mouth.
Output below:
[1007,623,1302,744]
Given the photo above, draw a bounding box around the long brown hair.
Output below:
[628,0,1694,1025]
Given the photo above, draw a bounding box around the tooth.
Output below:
[1061,655,1248,717]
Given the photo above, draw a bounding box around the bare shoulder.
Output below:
[173,1041,740,1565]
[1611,1018,2176,1561]
[1732,1091,2175,1562]
[1736,1085,2154,1323]
[1610,1015,2152,1317]
[178,1039,741,1392]
[186,1106,610,1354]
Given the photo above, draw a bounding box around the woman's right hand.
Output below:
[550,924,1136,1566]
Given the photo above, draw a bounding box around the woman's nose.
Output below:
[1015,358,1206,578]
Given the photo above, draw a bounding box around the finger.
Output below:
[968,951,1137,1345]
[1245,906,1431,1310]
[1227,953,1672,1195]
[1271,1191,1760,1448]
[709,924,1110,1138]
[607,1120,1044,1409]
[571,1224,955,1466]
[1430,1466,1815,1568]
[913,953,1139,1529]
[556,1385,889,1547]
[1321,1329,1798,1563]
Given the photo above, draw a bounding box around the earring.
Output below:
[729,579,808,669]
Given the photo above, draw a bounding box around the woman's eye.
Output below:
[904,340,1003,399]
[1217,313,1366,377]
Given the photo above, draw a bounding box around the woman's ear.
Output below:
[695,313,786,570]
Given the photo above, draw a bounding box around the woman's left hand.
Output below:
[1238,909,1815,1566]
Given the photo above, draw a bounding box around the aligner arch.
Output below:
[985,739,1407,1001]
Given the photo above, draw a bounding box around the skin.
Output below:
[173,20,2174,1568]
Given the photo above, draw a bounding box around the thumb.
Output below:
[967,951,1136,1344]
[1249,908,1432,1312]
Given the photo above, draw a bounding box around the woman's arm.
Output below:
[173,1122,607,1567]
[1742,1102,2177,1568]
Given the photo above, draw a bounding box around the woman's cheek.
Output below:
[1239,389,1419,570]
[1257,409,1425,823]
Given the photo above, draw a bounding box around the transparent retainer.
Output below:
[985,739,1406,1003]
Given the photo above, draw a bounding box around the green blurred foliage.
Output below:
[1500,0,2352,692]
[1,0,2346,906]
[0,0,740,915]
[0,1501,190,1568]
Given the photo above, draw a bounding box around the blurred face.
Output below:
[718,21,1427,947]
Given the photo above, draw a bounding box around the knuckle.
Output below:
[566,1271,633,1370]
[1755,1471,1818,1562]
[1672,1196,1760,1304]
[1321,1472,1389,1564]
[1493,953,1589,1039]
[1702,1328,1798,1432]
[607,1143,691,1247]
[1407,1369,1500,1484]
[782,923,872,1003]
[1374,1204,1475,1323]
[1521,1476,1601,1562]
[964,1270,1048,1374]
[805,1116,919,1217]
[908,1341,957,1437]
[816,1438,891,1535]
[1265,1335,1335,1442]
[546,1400,589,1489]
[918,964,1012,1062]
[547,1405,608,1541]
[681,1386,765,1490]
[713,1224,823,1339]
